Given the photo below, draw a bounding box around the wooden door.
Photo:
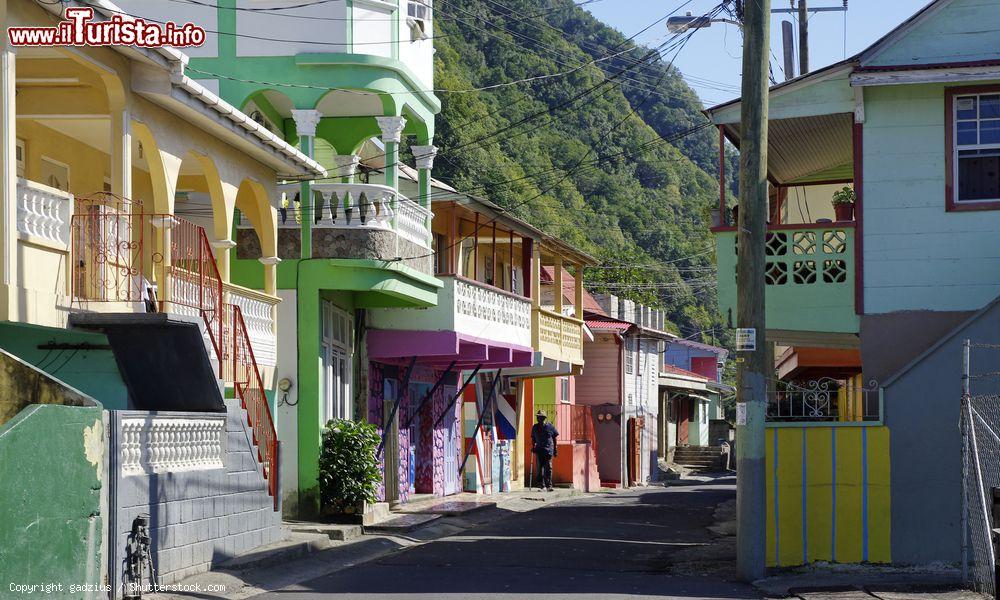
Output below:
[676,397,690,446]
[626,417,644,486]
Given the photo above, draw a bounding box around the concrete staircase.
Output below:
[672,445,726,471]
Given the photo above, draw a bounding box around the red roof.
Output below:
[585,319,632,333]
[660,364,709,381]
[540,265,607,315]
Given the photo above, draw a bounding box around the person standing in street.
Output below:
[531,410,559,491]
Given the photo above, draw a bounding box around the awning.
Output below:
[367,330,534,370]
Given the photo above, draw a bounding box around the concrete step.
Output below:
[363,512,442,534]
[218,532,331,572]
[286,522,364,542]
[394,499,497,517]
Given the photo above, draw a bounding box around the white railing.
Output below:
[394,197,432,248]
[119,413,226,476]
[452,276,532,347]
[17,177,73,247]
[243,182,431,248]
[224,282,279,367]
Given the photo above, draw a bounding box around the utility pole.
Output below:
[798,0,809,75]
[736,0,771,583]
[781,20,795,80]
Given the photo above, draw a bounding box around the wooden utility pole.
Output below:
[781,20,795,80]
[798,0,809,75]
[736,0,771,582]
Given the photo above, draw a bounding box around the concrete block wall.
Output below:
[110,401,281,596]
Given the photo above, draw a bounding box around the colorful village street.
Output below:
[6,0,1000,598]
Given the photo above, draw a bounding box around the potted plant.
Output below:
[831,186,856,222]
[318,418,382,522]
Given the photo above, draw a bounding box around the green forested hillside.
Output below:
[430,0,727,341]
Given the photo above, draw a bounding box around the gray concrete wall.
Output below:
[879,301,1000,566]
[109,400,281,596]
[237,228,432,274]
[861,310,973,384]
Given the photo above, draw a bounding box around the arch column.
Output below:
[332,154,360,183]
[291,109,322,260]
[412,144,437,247]
[376,116,406,191]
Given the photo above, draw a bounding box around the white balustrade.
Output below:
[394,197,432,248]
[225,283,278,367]
[242,182,432,249]
[450,276,532,347]
[119,414,226,476]
[16,178,73,247]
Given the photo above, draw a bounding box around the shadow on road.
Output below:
[259,474,757,599]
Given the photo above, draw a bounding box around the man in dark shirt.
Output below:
[531,410,559,491]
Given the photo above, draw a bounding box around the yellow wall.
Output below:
[765,425,890,567]
[17,121,110,199]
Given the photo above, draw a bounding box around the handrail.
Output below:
[232,304,279,509]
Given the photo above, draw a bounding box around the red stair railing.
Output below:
[232,304,279,509]
[70,196,278,509]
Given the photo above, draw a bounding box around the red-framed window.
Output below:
[946,85,1000,211]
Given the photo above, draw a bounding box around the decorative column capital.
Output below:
[411,145,438,170]
[259,256,282,266]
[210,239,237,250]
[332,154,361,178]
[376,116,407,144]
[290,109,322,138]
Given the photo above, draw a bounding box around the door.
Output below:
[676,397,690,446]
[442,385,460,496]
[627,416,645,486]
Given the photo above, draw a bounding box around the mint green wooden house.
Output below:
[707,0,1000,571]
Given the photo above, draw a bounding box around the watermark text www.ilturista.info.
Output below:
[8,7,205,47]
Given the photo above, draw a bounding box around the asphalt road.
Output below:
[256,476,760,600]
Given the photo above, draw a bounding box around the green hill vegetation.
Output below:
[428,0,730,342]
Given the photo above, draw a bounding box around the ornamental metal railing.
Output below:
[71,194,279,509]
[766,377,881,423]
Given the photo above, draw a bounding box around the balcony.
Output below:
[238,182,433,273]
[533,307,585,366]
[767,377,882,426]
[16,178,73,249]
[714,224,860,339]
[368,275,534,368]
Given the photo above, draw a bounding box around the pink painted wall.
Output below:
[690,356,718,381]
[576,335,620,407]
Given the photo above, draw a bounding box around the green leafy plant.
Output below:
[831,186,856,206]
[318,419,382,513]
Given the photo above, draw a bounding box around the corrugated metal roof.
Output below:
[660,364,710,381]
[585,319,631,332]
[724,113,854,184]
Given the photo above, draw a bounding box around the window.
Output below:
[406,0,431,40]
[433,233,447,274]
[321,301,353,423]
[948,87,1000,209]
[625,338,634,374]
[560,378,570,403]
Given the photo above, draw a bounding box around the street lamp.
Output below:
[666,12,742,33]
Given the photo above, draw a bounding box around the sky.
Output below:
[585,0,931,107]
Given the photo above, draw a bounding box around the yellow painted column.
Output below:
[0,47,16,321]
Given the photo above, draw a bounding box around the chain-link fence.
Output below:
[962,340,1000,597]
